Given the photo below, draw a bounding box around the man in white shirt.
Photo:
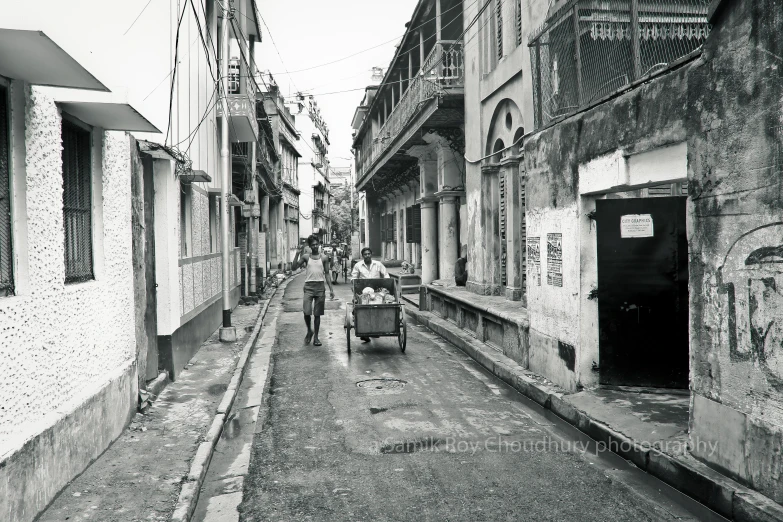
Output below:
[351,247,390,343]
[351,247,390,280]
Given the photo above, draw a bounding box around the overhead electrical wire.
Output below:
[165,1,190,146]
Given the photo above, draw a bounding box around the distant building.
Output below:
[330,167,352,187]
[290,95,332,246]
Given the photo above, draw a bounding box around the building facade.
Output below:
[0,30,160,521]
[262,74,301,271]
[352,0,466,283]
[293,96,332,245]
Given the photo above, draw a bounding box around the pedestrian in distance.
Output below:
[351,247,390,343]
[293,235,335,346]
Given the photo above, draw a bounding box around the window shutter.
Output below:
[62,120,94,283]
[392,212,397,241]
[360,219,366,243]
[496,0,503,60]
[412,204,422,243]
[380,214,386,242]
[0,86,12,295]
[406,207,413,244]
[515,0,522,47]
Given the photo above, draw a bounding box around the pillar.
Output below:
[501,156,523,301]
[260,194,269,274]
[420,199,439,284]
[438,196,459,281]
[468,164,502,295]
[278,201,286,269]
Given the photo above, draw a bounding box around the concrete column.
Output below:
[277,200,285,270]
[438,195,459,281]
[502,156,523,301]
[468,165,502,295]
[420,199,439,284]
[260,195,269,277]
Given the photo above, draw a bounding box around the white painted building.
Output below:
[289,96,332,245]
[0,30,158,522]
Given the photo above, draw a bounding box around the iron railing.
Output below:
[0,86,12,295]
[529,0,710,128]
[357,40,464,178]
[62,120,94,283]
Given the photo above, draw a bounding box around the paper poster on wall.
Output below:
[547,233,563,287]
[527,237,541,286]
[620,214,654,238]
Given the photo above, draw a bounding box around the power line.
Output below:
[165,1,189,146]
[123,0,156,36]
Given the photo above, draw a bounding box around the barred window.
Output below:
[62,119,93,283]
[0,85,12,296]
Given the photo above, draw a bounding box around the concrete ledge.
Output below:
[406,306,783,522]
[170,274,296,522]
[0,362,138,522]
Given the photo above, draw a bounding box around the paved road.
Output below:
[238,275,725,522]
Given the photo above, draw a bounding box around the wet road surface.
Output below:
[238,275,727,521]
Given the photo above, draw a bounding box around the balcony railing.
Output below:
[219,65,259,142]
[529,0,710,128]
[357,40,464,178]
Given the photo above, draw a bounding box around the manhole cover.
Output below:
[356,378,407,391]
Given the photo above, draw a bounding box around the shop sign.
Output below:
[620,214,654,238]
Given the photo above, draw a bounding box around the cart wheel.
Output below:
[398,312,407,353]
[346,326,351,353]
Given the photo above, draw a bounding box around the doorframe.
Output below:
[576,143,689,389]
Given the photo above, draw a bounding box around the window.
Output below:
[406,205,421,243]
[0,85,11,296]
[62,119,93,283]
[360,219,366,244]
[180,183,193,257]
[515,0,523,47]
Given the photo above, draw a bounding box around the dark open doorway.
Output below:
[596,197,689,389]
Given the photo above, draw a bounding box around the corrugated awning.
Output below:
[0,30,108,91]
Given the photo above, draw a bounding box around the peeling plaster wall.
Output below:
[0,87,136,459]
[686,1,783,502]
[522,0,783,502]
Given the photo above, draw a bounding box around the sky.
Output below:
[254,0,419,168]
[3,0,419,171]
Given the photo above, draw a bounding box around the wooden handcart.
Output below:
[344,278,407,354]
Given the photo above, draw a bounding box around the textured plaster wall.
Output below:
[0,87,136,457]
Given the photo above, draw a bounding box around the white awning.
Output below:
[0,30,108,91]
[47,89,160,133]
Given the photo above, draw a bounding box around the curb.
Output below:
[170,275,296,522]
[405,306,783,522]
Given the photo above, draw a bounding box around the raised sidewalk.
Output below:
[406,283,783,522]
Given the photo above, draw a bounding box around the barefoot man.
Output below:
[293,235,335,346]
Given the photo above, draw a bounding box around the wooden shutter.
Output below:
[380,214,386,242]
[412,204,422,243]
[360,219,366,243]
[392,212,397,242]
[406,207,413,244]
[496,0,503,60]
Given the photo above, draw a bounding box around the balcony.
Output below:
[529,0,710,129]
[356,40,464,184]
[218,72,259,143]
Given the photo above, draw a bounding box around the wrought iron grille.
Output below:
[495,0,504,60]
[529,0,710,128]
[62,120,93,283]
[0,86,12,296]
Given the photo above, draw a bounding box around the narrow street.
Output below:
[236,275,726,521]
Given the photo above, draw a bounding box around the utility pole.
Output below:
[219,0,237,342]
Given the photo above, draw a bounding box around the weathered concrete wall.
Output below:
[0,87,137,520]
[522,0,783,502]
[523,63,689,391]
[686,0,783,502]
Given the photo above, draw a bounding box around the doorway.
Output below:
[596,197,688,388]
[142,156,159,380]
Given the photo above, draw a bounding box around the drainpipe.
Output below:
[219,1,237,342]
